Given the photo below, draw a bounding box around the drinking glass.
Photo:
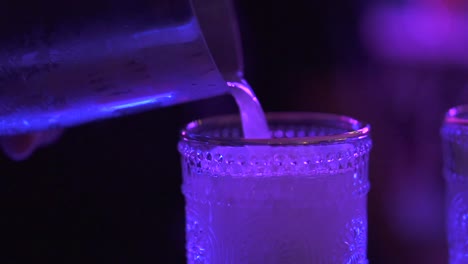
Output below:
[442,105,468,264]
[178,112,372,263]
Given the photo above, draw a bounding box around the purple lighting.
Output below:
[361,5,468,66]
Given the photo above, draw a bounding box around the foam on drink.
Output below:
[181,82,370,262]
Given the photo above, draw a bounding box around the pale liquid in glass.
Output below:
[183,81,368,263]
[184,166,368,263]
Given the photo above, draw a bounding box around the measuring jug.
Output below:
[0,0,242,135]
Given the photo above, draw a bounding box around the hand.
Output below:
[0,129,64,161]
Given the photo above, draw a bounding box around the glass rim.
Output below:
[180,112,371,146]
[445,105,468,125]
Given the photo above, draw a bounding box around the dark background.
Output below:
[1,0,467,263]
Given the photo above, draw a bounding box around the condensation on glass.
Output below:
[178,112,372,263]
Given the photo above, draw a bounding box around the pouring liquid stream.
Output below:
[227,80,270,139]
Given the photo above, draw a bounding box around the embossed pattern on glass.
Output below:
[179,113,372,264]
[442,105,468,264]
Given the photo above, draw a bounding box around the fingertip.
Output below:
[37,129,64,147]
[1,129,65,161]
[0,134,40,161]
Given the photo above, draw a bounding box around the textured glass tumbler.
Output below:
[178,112,372,263]
[442,105,468,264]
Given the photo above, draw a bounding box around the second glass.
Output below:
[178,112,372,263]
[442,105,468,264]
